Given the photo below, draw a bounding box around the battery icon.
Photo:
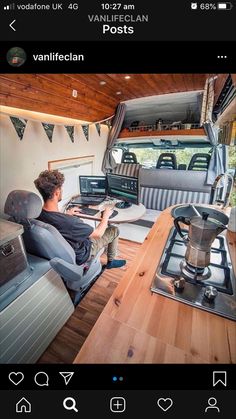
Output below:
[217,2,233,9]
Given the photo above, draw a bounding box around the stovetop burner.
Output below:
[151,228,236,321]
[180,260,211,282]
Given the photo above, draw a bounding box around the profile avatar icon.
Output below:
[6,47,27,67]
[205,397,220,413]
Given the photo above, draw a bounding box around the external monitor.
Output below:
[107,173,139,208]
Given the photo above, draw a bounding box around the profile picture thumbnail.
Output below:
[6,47,27,67]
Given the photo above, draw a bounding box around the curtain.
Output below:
[102,103,126,173]
[200,77,224,185]
[203,121,225,185]
[200,77,215,126]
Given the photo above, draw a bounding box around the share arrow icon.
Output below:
[59,372,74,385]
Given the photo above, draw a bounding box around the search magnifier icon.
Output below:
[63,397,78,413]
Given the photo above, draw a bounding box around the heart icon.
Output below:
[157,398,173,412]
[8,372,24,385]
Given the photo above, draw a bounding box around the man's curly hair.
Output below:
[34,170,65,202]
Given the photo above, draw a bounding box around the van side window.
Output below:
[112,148,123,164]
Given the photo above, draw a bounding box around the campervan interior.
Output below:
[0,73,235,365]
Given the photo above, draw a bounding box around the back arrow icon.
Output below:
[9,19,16,31]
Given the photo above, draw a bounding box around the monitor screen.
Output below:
[107,174,139,205]
[79,176,107,195]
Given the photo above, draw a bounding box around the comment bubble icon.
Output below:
[34,372,49,387]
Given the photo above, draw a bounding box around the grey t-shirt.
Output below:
[38,209,93,265]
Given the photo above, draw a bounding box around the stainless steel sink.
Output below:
[171,204,229,225]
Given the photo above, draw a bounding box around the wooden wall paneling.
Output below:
[0,78,93,115]
[59,74,119,108]
[231,74,236,87]
[96,74,141,99]
[213,74,229,105]
[181,74,199,91]
[191,74,207,90]
[106,74,151,99]
[138,74,162,93]
[20,73,114,114]
[0,73,223,122]
[0,91,101,121]
[69,73,139,104]
[166,74,187,93]
[153,74,179,94]
[127,74,165,97]
[0,74,115,119]
[65,74,120,105]
[144,74,176,95]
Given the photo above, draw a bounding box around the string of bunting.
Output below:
[8,113,114,142]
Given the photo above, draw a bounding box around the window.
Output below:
[112,148,123,164]
[128,146,211,169]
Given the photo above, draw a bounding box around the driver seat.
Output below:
[156,153,177,170]
[121,151,138,164]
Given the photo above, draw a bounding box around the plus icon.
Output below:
[110,397,126,413]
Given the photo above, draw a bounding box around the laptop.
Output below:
[71,176,107,205]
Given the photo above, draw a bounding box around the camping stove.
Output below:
[151,228,236,321]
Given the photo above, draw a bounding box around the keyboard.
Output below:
[72,196,105,205]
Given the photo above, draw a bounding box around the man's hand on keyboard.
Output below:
[66,206,81,216]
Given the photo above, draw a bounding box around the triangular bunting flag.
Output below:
[105,119,112,129]
[10,116,27,140]
[42,123,54,142]
[95,123,101,136]
[65,125,74,142]
[82,125,89,141]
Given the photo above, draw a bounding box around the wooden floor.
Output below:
[37,239,141,363]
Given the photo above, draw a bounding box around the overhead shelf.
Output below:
[119,128,205,139]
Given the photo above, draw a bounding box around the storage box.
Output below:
[0,219,28,287]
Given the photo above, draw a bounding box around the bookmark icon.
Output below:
[213,371,227,387]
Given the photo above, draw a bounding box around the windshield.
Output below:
[121,146,212,169]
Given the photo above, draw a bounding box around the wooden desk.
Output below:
[74,202,146,224]
[73,205,236,364]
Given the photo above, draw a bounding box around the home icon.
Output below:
[16,397,31,413]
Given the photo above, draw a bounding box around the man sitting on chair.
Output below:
[34,170,126,269]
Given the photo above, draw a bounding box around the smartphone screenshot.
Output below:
[0,0,236,417]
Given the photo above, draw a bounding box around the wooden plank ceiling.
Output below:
[0,74,210,122]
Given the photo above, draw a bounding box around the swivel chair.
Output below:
[4,190,102,305]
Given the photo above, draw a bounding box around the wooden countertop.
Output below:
[74,206,236,364]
